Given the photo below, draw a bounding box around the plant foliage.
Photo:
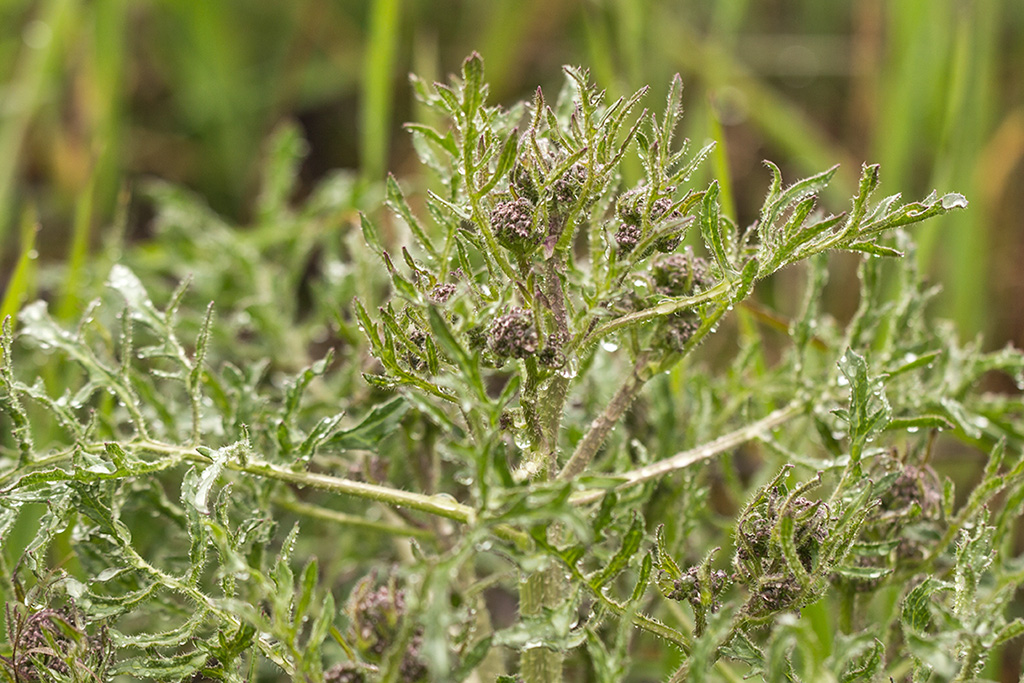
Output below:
[2,54,1023,683]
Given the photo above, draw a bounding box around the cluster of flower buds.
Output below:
[550,163,589,210]
[491,198,541,255]
[614,187,684,254]
[734,487,831,615]
[488,308,539,359]
[667,565,728,617]
[344,574,427,681]
[834,455,943,591]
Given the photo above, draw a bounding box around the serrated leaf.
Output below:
[839,637,883,683]
[901,577,949,634]
[461,52,485,118]
[630,552,653,603]
[330,397,409,451]
[386,174,437,259]
[700,181,731,273]
[591,513,644,588]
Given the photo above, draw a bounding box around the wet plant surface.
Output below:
[2,55,1024,682]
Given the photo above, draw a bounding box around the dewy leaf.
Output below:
[189,447,232,515]
[901,577,950,634]
[835,350,891,455]
[760,165,837,238]
[107,264,164,331]
[479,128,519,195]
[700,181,731,274]
[386,174,437,259]
[427,306,487,403]
[257,120,307,221]
[591,512,645,589]
[461,51,485,119]
[330,397,409,451]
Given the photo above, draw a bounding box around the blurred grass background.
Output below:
[1,0,1023,343]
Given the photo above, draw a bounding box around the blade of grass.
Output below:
[56,173,95,321]
[361,0,401,184]
[0,0,77,257]
[0,207,40,331]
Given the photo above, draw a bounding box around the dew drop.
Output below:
[940,193,968,210]
[557,358,579,379]
[514,432,531,450]
[601,340,619,352]
[907,426,920,433]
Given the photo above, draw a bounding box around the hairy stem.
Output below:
[569,400,806,505]
[519,567,564,682]
[558,351,655,481]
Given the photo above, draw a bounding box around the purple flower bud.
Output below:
[488,307,538,359]
[551,163,589,208]
[615,223,642,253]
[490,198,539,254]
[429,283,456,303]
[651,249,712,297]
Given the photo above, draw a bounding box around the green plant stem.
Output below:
[135,439,532,548]
[570,400,806,504]
[519,567,564,682]
[558,350,656,481]
[271,496,435,540]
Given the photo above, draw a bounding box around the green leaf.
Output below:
[993,618,1024,646]
[452,637,494,682]
[777,512,810,590]
[427,306,486,403]
[359,211,385,258]
[330,397,409,451]
[461,51,485,118]
[901,577,950,634]
[700,181,731,274]
[591,512,645,588]
[386,173,437,259]
[839,637,883,683]
[885,415,953,432]
[835,349,891,455]
[479,128,519,195]
[832,565,892,581]
[257,121,307,221]
[107,264,164,331]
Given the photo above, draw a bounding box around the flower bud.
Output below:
[488,308,539,359]
[551,163,589,209]
[615,223,642,254]
[491,198,540,254]
[651,249,712,297]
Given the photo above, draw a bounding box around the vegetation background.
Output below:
[1,0,1023,343]
[2,1,1024,681]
